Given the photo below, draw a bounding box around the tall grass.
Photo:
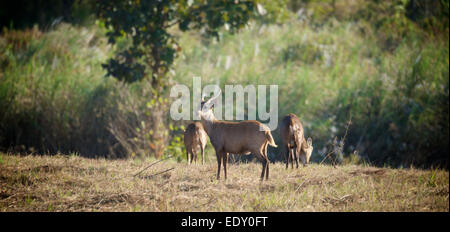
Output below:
[0,24,114,156]
[0,24,171,158]
[172,18,449,168]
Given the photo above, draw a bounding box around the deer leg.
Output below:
[261,157,267,181]
[255,150,267,181]
[193,150,198,164]
[289,148,295,169]
[264,144,270,180]
[188,150,194,165]
[222,152,228,180]
[299,152,306,167]
[201,145,205,165]
[285,145,290,169]
[186,150,190,164]
[216,151,222,180]
[263,142,268,159]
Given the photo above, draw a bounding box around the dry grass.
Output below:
[0,153,448,212]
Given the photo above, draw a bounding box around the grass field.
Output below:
[0,153,448,212]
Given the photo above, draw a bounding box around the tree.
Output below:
[96,0,266,157]
[96,0,257,89]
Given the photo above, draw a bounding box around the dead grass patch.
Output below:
[0,153,448,212]
[349,168,387,176]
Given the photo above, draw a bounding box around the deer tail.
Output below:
[265,131,277,147]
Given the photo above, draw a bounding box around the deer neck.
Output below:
[200,117,217,136]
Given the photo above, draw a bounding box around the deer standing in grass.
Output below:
[280,113,313,169]
[184,122,208,165]
[197,89,277,181]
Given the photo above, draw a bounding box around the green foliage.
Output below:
[254,0,292,24]
[0,0,95,30]
[165,124,186,162]
[0,24,171,158]
[356,0,420,51]
[172,1,449,168]
[0,24,115,157]
[406,0,449,34]
[96,0,257,85]
[341,152,364,166]
[279,41,323,65]
[428,168,438,187]
[107,80,171,158]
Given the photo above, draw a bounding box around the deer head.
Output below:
[304,137,313,164]
[198,89,221,122]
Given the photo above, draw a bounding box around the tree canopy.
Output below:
[96,0,258,87]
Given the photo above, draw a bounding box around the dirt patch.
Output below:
[259,184,276,193]
[91,193,136,205]
[292,174,350,189]
[79,166,108,175]
[321,194,354,206]
[288,174,306,179]
[179,183,201,192]
[0,191,11,200]
[225,183,243,190]
[29,165,64,173]
[0,173,35,186]
[432,187,449,196]
[140,171,172,180]
[28,164,97,175]
[60,179,91,188]
[350,168,386,176]
[3,192,43,203]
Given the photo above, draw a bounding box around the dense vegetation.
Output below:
[0,0,448,169]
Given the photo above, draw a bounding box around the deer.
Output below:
[197,89,277,181]
[280,113,313,169]
[184,122,208,165]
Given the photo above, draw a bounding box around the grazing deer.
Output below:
[280,113,313,169]
[299,137,313,165]
[184,122,208,165]
[197,89,277,181]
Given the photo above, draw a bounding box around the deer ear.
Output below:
[203,88,221,110]
[307,137,312,146]
[202,99,213,110]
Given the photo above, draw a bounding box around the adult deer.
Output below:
[197,89,277,181]
[184,122,208,165]
[280,113,313,169]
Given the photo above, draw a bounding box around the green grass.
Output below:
[0,153,448,212]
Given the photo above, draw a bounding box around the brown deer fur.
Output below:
[198,90,277,181]
[280,113,313,169]
[184,122,208,165]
